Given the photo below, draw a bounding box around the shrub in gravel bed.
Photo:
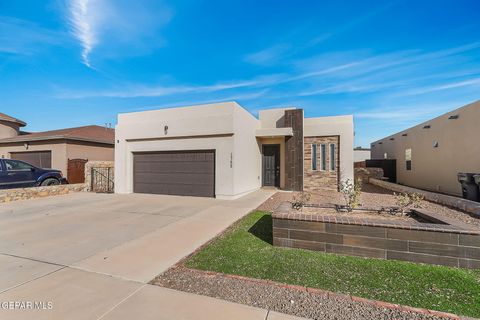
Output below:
[185,211,480,318]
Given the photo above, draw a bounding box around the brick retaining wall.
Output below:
[273,202,480,269]
[370,178,480,217]
[0,183,87,203]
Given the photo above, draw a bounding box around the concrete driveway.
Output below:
[0,190,306,320]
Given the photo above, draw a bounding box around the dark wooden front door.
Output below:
[262,145,280,187]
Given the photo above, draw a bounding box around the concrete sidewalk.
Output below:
[0,263,306,320]
[0,190,308,319]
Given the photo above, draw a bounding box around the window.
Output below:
[320,144,327,171]
[405,148,412,171]
[329,144,336,171]
[4,160,34,171]
[311,144,317,170]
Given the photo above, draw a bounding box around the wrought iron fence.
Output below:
[91,167,114,193]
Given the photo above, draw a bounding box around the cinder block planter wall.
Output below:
[272,203,480,269]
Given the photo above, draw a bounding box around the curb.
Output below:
[181,266,462,320]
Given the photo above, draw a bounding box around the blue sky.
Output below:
[1,0,479,147]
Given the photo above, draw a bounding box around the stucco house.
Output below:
[371,100,480,196]
[115,102,354,199]
[0,112,115,182]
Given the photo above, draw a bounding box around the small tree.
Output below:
[339,178,362,212]
[291,191,312,211]
[394,192,424,214]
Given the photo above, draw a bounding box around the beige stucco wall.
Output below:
[0,140,67,174]
[0,121,21,139]
[233,104,262,196]
[66,141,114,163]
[354,149,371,162]
[304,115,354,184]
[259,107,295,128]
[115,102,355,197]
[115,102,261,199]
[371,100,480,196]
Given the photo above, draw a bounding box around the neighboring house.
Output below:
[0,112,115,182]
[115,102,354,199]
[370,100,480,196]
[353,147,371,163]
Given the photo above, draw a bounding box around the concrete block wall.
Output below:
[273,204,480,269]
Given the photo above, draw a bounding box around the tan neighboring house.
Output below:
[371,100,480,197]
[115,102,354,199]
[0,112,115,182]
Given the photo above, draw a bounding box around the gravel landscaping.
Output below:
[155,267,452,320]
[257,183,480,228]
[153,209,480,319]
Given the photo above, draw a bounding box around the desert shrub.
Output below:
[339,178,362,212]
[291,191,312,210]
[394,192,424,214]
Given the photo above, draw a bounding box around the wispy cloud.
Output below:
[67,0,97,67]
[66,0,173,68]
[55,40,480,105]
[0,16,64,55]
[355,101,465,121]
[402,78,480,96]
[55,77,275,99]
[244,44,291,66]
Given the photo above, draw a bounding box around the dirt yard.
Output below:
[257,183,480,228]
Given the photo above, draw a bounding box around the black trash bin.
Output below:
[457,173,480,202]
[474,174,480,201]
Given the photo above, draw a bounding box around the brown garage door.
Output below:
[10,151,52,168]
[133,150,215,197]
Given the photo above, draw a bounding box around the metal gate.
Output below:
[91,167,114,193]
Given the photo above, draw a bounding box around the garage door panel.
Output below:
[10,151,52,168]
[133,150,215,197]
[134,183,214,197]
[134,161,214,174]
[134,172,214,185]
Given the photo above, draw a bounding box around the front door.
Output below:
[262,145,280,187]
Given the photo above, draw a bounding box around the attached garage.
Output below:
[10,151,52,168]
[133,150,215,197]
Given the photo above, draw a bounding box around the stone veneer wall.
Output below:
[273,202,480,269]
[282,109,304,191]
[354,167,384,183]
[304,136,339,192]
[0,183,86,203]
[370,178,480,217]
[85,160,114,192]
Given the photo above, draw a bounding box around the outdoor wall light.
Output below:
[433,141,439,148]
[164,125,169,135]
[24,142,29,150]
